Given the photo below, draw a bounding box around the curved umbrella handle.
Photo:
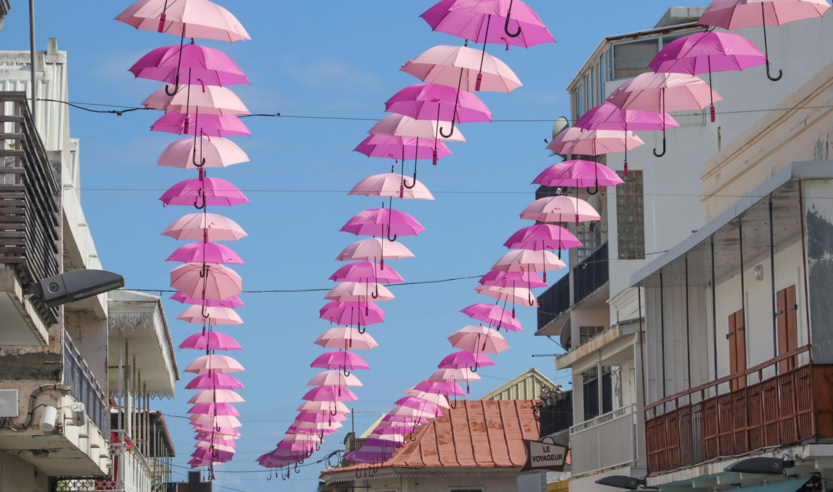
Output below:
[371,283,379,299]
[504,0,522,38]
[357,324,366,335]
[449,396,458,410]
[528,291,535,306]
[653,137,666,158]
[267,473,271,481]
[402,163,417,189]
[469,364,478,373]
[386,231,398,242]
[766,63,783,82]
[192,135,206,168]
[586,183,599,195]
[330,407,338,417]
[164,77,180,97]
[410,432,417,442]
[194,190,206,210]
[295,462,301,473]
[202,305,210,318]
[343,367,351,378]
[439,119,456,139]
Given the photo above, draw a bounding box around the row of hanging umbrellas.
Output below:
[116,0,253,473]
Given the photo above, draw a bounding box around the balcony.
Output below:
[644,346,833,474]
[0,92,61,345]
[64,332,108,434]
[570,404,638,476]
[58,431,154,492]
[573,242,608,305]
[537,272,570,330]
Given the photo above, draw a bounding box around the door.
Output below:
[776,285,798,372]
[728,309,746,390]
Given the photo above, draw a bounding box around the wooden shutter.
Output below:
[728,309,746,390]
[776,285,798,372]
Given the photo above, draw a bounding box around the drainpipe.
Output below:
[659,272,666,400]
[769,198,778,366]
[711,239,718,379]
[29,0,35,125]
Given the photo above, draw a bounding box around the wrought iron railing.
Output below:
[63,332,108,435]
[570,404,637,476]
[0,92,61,326]
[573,242,608,304]
[644,346,830,473]
[537,273,570,330]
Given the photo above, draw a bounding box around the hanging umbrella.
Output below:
[162,212,247,241]
[372,423,416,434]
[336,238,414,265]
[329,261,405,284]
[341,207,425,241]
[449,325,510,353]
[381,414,430,424]
[520,196,601,224]
[606,72,721,156]
[401,45,522,93]
[366,432,407,443]
[475,284,539,308]
[170,263,242,301]
[189,413,242,426]
[116,0,250,42]
[184,354,245,374]
[313,327,379,351]
[460,302,523,331]
[172,292,244,308]
[319,301,385,328]
[192,425,241,437]
[349,172,434,200]
[428,367,480,395]
[504,224,583,253]
[412,379,466,397]
[354,134,453,162]
[160,176,250,208]
[532,160,624,194]
[195,441,237,453]
[325,282,395,302]
[575,102,679,132]
[403,388,451,409]
[438,350,495,370]
[296,412,348,423]
[306,371,363,388]
[649,31,766,120]
[179,330,242,351]
[166,241,243,264]
[546,127,644,163]
[191,447,235,461]
[310,351,370,373]
[492,249,567,275]
[370,113,466,142]
[387,404,442,419]
[129,43,250,89]
[152,112,251,137]
[143,83,249,116]
[297,400,351,415]
[479,270,548,289]
[186,373,244,390]
[158,136,249,169]
[698,0,830,81]
[188,389,245,404]
[302,386,359,402]
[188,402,240,417]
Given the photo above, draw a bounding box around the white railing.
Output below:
[569,404,638,476]
[93,432,153,492]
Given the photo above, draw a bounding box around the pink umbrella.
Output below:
[492,249,567,274]
[314,327,379,351]
[116,0,251,42]
[413,379,466,397]
[475,284,539,307]
[575,102,679,132]
[310,351,370,374]
[170,263,242,301]
[403,388,452,409]
[196,441,236,452]
[296,412,348,423]
[162,212,247,241]
[190,413,241,427]
[325,282,395,302]
[401,45,522,93]
[385,83,491,143]
[179,330,242,351]
[143,84,249,116]
[166,241,243,264]
[449,325,510,354]
[336,238,414,269]
[373,424,415,434]
[532,159,623,193]
[319,301,385,328]
[698,0,829,81]
[129,44,250,89]
[292,420,343,430]
[184,354,245,374]
[186,373,244,390]
[158,136,249,169]
[428,367,481,395]
[196,435,238,446]
[188,389,245,404]
[479,270,548,289]
[192,425,240,437]
[306,371,363,388]
[188,402,240,417]
[288,424,339,435]
[152,112,251,137]
[172,292,244,308]
[381,414,430,424]
[387,404,442,419]
[546,127,644,159]
[276,440,317,452]
[302,386,359,402]
[461,303,523,331]
[349,172,434,200]
[438,350,495,371]
[192,447,235,461]
[606,72,722,156]
[329,261,405,284]
[504,224,583,253]
[160,176,249,208]
[354,134,452,162]
[520,196,601,224]
[394,396,442,415]
[370,113,466,142]
[297,401,350,415]
[341,207,425,241]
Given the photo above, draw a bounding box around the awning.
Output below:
[736,478,808,492]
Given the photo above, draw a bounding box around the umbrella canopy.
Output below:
[607,72,722,112]
[310,351,370,371]
[574,102,679,131]
[166,241,244,265]
[460,302,523,331]
[336,238,414,263]
[520,196,601,224]
[354,134,453,161]
[546,127,644,156]
[699,0,829,30]
[369,113,467,143]
[160,176,250,207]
[349,172,434,200]
[158,136,249,169]
[341,208,425,239]
[475,284,539,307]
[297,401,351,415]
[188,389,245,404]
[179,330,242,351]
[448,325,510,354]
[162,212,247,241]
[393,397,442,415]
[129,44,250,86]
[307,370,363,387]
[172,292,244,308]
[195,441,237,452]
[302,386,359,402]
[413,379,466,397]
[295,412,348,423]
[532,159,623,190]
[402,388,451,409]
[142,84,250,115]
[649,31,766,74]
[325,282,395,302]
[170,263,242,301]
[429,368,481,383]
[329,261,405,284]
[319,301,385,327]
[492,249,567,273]
[313,327,379,351]
[503,224,583,252]
[116,0,251,42]
[420,0,556,48]
[186,373,244,390]
[385,83,492,123]
[188,402,240,417]
[401,45,522,92]
[184,354,245,374]
[387,404,442,418]
[438,350,495,369]
[152,112,251,137]
[479,270,548,289]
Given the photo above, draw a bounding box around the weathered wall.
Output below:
[0,451,47,492]
[804,179,833,364]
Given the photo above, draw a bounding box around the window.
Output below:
[776,285,798,372]
[580,326,605,345]
[728,309,747,390]
[616,170,645,260]
[612,39,660,79]
[576,84,584,118]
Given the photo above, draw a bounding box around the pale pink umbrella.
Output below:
[177,305,243,325]
[387,404,441,419]
[461,303,523,331]
[158,136,249,169]
[296,412,348,423]
[160,176,250,208]
[330,261,405,284]
[152,112,251,137]
[475,284,539,308]
[311,351,370,376]
[438,350,495,371]
[166,241,243,264]
[429,368,481,394]
[170,263,242,301]
[319,301,385,329]
[532,159,624,193]
[291,420,343,430]
[370,113,466,142]
[186,373,244,390]
[302,386,359,402]
[413,379,466,397]
[196,435,238,446]
[173,292,244,308]
[297,401,350,414]
[325,282,395,302]
[188,402,240,417]
[116,0,251,42]
[195,441,236,452]
[520,196,601,224]
[366,432,406,443]
[129,44,250,92]
[189,389,245,404]
[402,44,522,92]
[306,371,363,388]
[606,72,721,157]
[336,238,414,271]
[385,83,491,143]
[180,330,242,351]
[192,425,240,437]
[162,212,247,241]
[349,172,434,200]
[341,207,425,241]
[546,127,644,172]
[277,440,317,453]
[143,84,249,116]
[282,432,326,441]
[288,424,339,435]
[504,224,583,257]
[354,134,453,163]
[448,325,510,354]
[492,249,566,278]
[189,414,241,428]
[314,327,379,351]
[184,354,245,374]
[373,424,415,434]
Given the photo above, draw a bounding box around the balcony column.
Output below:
[769,197,778,365]
[659,271,666,399]
[710,238,718,379]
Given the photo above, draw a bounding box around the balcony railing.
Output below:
[644,346,832,474]
[90,432,153,492]
[573,242,608,304]
[64,332,108,434]
[0,92,61,326]
[538,272,570,330]
[570,404,638,476]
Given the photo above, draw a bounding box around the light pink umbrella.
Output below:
[698,0,829,81]
[192,425,240,437]
[349,172,434,200]
[354,134,453,162]
[314,327,379,351]
[504,224,583,253]
[373,424,415,434]
[387,404,441,419]
[158,136,249,169]
[532,160,624,193]
[143,84,249,116]
[186,373,244,390]
[370,113,466,142]
[413,379,466,397]
[188,402,240,417]
[116,0,251,42]
[179,330,242,351]
[184,354,245,374]
[166,241,243,265]
[129,44,250,90]
[336,238,414,270]
[475,284,539,308]
[310,351,370,374]
[492,249,567,275]
[307,371,363,388]
[189,414,241,428]
[329,261,405,284]
[325,282,395,302]
[296,412,348,423]
[152,112,251,137]
[341,207,425,241]
[173,292,244,308]
[287,424,339,435]
[160,176,250,207]
[277,441,317,453]
[395,396,443,415]
[195,440,236,452]
[297,401,351,414]
[385,83,491,142]
[479,270,547,289]
[177,305,243,325]
[189,389,245,404]
[546,127,644,161]
[520,196,601,224]
[170,263,242,301]
[606,72,721,157]
[162,212,247,241]
[366,432,406,443]
[448,325,510,354]
[319,301,385,328]
[575,102,679,132]
[461,303,523,331]
[302,386,359,402]
[196,435,238,446]
[291,420,343,430]
[429,368,480,384]
[401,45,522,93]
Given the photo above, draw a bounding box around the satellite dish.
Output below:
[552,116,569,140]
[559,318,572,350]
[587,195,603,215]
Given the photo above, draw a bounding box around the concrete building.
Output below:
[535,6,833,492]
[0,39,178,491]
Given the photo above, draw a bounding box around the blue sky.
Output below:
[2,1,707,490]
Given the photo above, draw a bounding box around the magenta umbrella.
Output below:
[302,386,359,402]
[166,241,243,264]
[179,330,242,351]
[330,261,405,284]
[172,292,243,308]
[575,102,679,132]
[532,159,623,193]
[319,301,385,328]
[170,263,242,301]
[129,44,250,90]
[341,207,425,241]
[314,327,379,351]
[448,325,510,354]
[192,447,235,462]
[116,0,251,42]
[504,224,583,253]
[158,136,249,169]
[162,212,247,241]
[188,402,240,417]
[310,351,370,375]
[394,396,442,415]
[438,350,495,371]
[152,112,251,137]
[461,303,523,331]
[186,373,244,390]
[354,134,453,162]
[479,270,547,289]
[160,176,249,208]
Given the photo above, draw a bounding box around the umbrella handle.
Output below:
[469,364,478,373]
[528,291,535,306]
[652,137,666,158]
[330,407,338,417]
[410,431,417,442]
[295,462,301,473]
[402,164,417,189]
[371,284,379,299]
[192,133,206,167]
[164,77,180,97]
[194,190,206,210]
[766,62,782,82]
[449,396,457,410]
[386,231,398,242]
[202,305,210,318]
[586,184,599,195]
[357,325,366,335]
[343,368,351,378]
[439,120,456,139]
[504,0,522,38]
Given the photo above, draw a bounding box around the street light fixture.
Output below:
[724,456,795,475]
[595,475,658,491]
[25,270,125,308]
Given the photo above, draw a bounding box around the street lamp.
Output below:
[25,270,125,308]
[595,476,658,491]
[724,457,795,475]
